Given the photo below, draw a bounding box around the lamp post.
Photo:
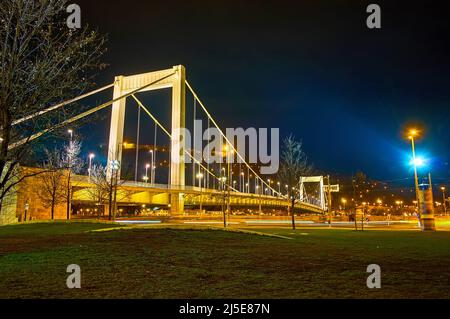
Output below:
[196,172,204,189]
[442,187,447,214]
[221,176,227,227]
[341,198,347,211]
[224,146,233,215]
[66,129,74,220]
[144,163,150,183]
[110,160,121,221]
[197,172,204,213]
[88,153,95,180]
[67,129,73,143]
[149,150,155,185]
[408,129,421,213]
[256,185,262,214]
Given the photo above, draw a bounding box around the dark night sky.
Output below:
[76,0,450,183]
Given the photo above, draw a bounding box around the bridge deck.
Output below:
[71,175,324,213]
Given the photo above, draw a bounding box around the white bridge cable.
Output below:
[9,73,176,150]
[185,80,282,197]
[12,83,115,126]
[130,94,241,194]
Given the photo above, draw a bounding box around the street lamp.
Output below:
[88,153,95,180]
[144,163,150,183]
[149,150,155,185]
[109,160,121,221]
[408,129,421,212]
[441,187,447,214]
[341,198,347,211]
[196,172,204,189]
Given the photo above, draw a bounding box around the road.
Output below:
[115,217,450,231]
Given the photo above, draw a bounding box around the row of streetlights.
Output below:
[142,150,156,184]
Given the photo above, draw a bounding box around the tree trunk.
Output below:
[108,187,113,221]
[291,199,296,230]
[51,200,55,220]
[66,171,72,220]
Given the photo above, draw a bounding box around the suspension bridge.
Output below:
[12,65,332,216]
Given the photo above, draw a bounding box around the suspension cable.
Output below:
[12,83,114,126]
[134,102,141,182]
[185,80,281,196]
[9,73,175,150]
[131,94,240,193]
[193,96,197,186]
[153,118,157,185]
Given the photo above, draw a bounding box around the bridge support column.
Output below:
[107,76,126,178]
[106,66,186,216]
[170,65,186,215]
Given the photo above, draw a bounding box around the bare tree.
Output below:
[37,149,66,220]
[86,164,127,221]
[278,135,312,230]
[61,138,82,219]
[0,0,106,215]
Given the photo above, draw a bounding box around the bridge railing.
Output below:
[73,175,323,210]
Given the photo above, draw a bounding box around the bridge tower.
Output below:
[107,65,186,215]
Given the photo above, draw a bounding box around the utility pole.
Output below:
[428,173,435,208]
[441,187,447,214]
[134,105,141,182]
[66,130,73,221]
[409,132,421,214]
[327,175,332,226]
[227,152,232,217]
[221,177,227,228]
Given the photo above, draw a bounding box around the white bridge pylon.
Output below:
[11,64,330,215]
[108,65,186,214]
[299,176,326,211]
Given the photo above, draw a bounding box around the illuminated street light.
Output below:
[407,128,421,212]
[144,163,150,183]
[149,150,155,185]
[67,129,73,143]
[341,198,347,211]
[110,160,120,171]
[441,187,447,214]
[412,157,425,167]
[196,172,204,189]
[88,153,95,180]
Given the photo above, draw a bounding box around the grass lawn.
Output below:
[0,222,449,299]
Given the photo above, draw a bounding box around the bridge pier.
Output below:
[169,65,186,215]
[107,65,186,216]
